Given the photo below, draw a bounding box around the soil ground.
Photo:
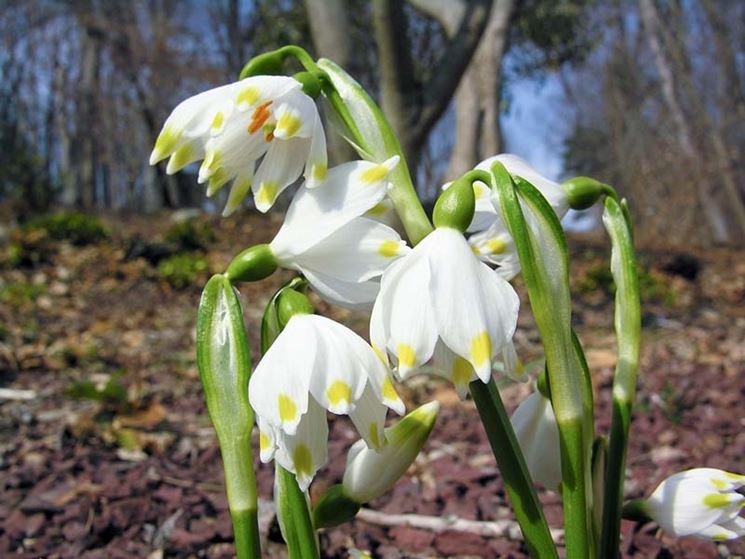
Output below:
[1,211,743,558]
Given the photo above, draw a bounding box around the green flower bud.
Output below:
[561,176,616,211]
[239,51,286,79]
[292,71,322,98]
[225,244,278,283]
[276,288,314,328]
[311,484,361,529]
[342,401,439,504]
[433,178,476,232]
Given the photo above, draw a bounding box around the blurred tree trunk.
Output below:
[639,0,731,243]
[304,0,356,165]
[423,0,514,180]
[372,0,492,174]
[77,24,101,210]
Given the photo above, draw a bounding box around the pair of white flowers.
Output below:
[150,75,561,492]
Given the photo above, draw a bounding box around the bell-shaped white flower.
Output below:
[249,313,405,491]
[457,154,568,280]
[640,468,745,540]
[269,156,408,310]
[370,225,520,396]
[343,401,439,503]
[150,75,327,214]
[510,391,561,491]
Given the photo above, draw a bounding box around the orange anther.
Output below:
[248,100,273,134]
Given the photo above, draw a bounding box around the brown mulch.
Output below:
[1,211,744,558]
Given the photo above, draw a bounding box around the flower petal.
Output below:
[303,113,328,188]
[376,251,438,378]
[222,168,254,217]
[248,316,315,435]
[274,397,329,492]
[306,316,372,414]
[257,415,278,463]
[299,268,381,311]
[252,136,310,212]
[273,89,318,140]
[348,383,389,450]
[293,217,409,283]
[511,392,562,491]
[432,340,477,399]
[271,157,398,257]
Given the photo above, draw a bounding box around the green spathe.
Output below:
[226,244,278,283]
[311,484,361,529]
[433,178,476,233]
[196,274,260,558]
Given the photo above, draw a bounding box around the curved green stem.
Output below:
[470,379,559,559]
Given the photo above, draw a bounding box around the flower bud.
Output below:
[510,391,561,491]
[433,178,476,232]
[629,468,745,540]
[561,176,615,210]
[225,244,278,283]
[342,401,439,504]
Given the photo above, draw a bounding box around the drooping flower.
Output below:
[249,313,405,491]
[150,75,326,214]
[460,154,568,279]
[370,224,520,397]
[639,468,745,540]
[228,156,408,310]
[343,401,439,503]
[510,391,561,491]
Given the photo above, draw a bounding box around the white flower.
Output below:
[456,154,568,280]
[343,401,439,503]
[249,313,405,491]
[150,75,327,215]
[370,225,520,397]
[643,468,745,540]
[269,156,408,310]
[510,391,561,491]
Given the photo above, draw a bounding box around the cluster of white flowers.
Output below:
[154,76,743,543]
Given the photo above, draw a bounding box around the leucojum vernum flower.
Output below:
[152,46,744,559]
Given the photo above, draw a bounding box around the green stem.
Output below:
[316,58,433,245]
[276,465,320,559]
[599,197,641,557]
[220,437,261,558]
[231,508,261,559]
[470,379,559,559]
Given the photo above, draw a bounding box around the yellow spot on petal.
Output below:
[378,240,401,258]
[381,375,399,402]
[452,356,473,387]
[360,164,389,184]
[311,163,327,181]
[207,168,228,196]
[255,182,279,208]
[368,423,382,448]
[397,343,416,369]
[278,394,297,423]
[326,380,352,407]
[153,126,182,160]
[470,331,492,367]
[259,431,271,450]
[276,112,302,137]
[703,493,738,509]
[724,471,745,481]
[711,478,728,490]
[211,111,225,131]
[473,182,487,198]
[293,444,312,477]
[471,244,481,255]
[368,202,387,216]
[237,86,260,108]
[204,149,222,172]
[712,533,731,541]
[485,238,508,254]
